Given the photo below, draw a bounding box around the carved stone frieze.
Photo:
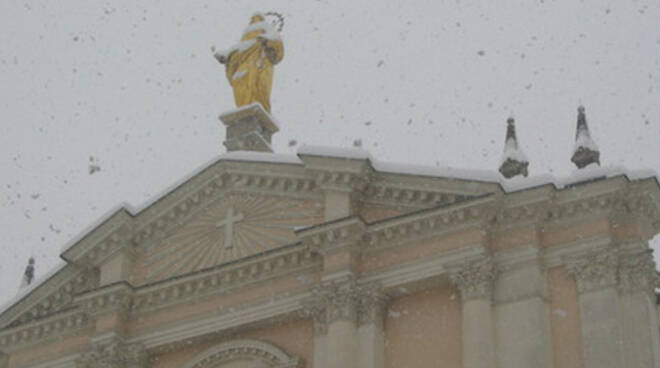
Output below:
[297,217,366,255]
[449,257,496,301]
[565,249,619,293]
[618,249,656,294]
[363,184,476,209]
[7,269,98,329]
[75,338,147,368]
[76,283,133,317]
[0,311,89,350]
[182,339,302,368]
[132,245,318,313]
[363,201,487,251]
[313,171,372,193]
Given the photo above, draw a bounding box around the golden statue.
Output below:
[214,13,284,112]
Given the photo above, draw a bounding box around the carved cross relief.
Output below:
[215,207,244,249]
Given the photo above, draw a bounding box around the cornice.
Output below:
[0,309,89,352]
[131,244,319,314]
[363,196,492,252]
[76,282,134,316]
[296,216,367,255]
[362,184,477,210]
[2,267,98,330]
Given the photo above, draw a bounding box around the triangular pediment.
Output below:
[135,192,323,284]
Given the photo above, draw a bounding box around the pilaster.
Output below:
[313,277,360,368]
[449,257,496,368]
[99,249,135,286]
[618,249,660,368]
[356,284,387,368]
[300,302,328,368]
[492,248,553,368]
[76,282,135,364]
[566,249,624,368]
[298,150,373,221]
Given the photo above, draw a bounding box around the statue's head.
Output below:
[250,13,265,24]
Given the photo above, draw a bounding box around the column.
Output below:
[357,286,387,368]
[323,280,359,368]
[566,249,624,368]
[76,283,147,368]
[618,249,660,368]
[449,258,496,368]
[492,258,553,368]
[301,302,328,368]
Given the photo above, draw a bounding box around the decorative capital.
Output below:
[449,257,495,301]
[618,250,656,294]
[306,277,360,324]
[565,249,618,293]
[357,283,388,327]
[300,299,328,336]
[76,338,147,368]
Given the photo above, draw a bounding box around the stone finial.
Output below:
[499,118,529,178]
[571,106,600,169]
[19,257,35,289]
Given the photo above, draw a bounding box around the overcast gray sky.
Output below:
[1,0,659,303]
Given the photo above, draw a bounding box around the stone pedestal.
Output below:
[219,103,279,152]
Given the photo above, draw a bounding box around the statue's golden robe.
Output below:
[223,16,284,112]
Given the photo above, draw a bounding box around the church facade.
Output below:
[1,104,660,368]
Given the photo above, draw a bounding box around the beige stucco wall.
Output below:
[150,318,314,368]
[540,218,609,248]
[361,229,485,273]
[384,287,462,368]
[490,226,538,252]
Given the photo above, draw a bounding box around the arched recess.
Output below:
[181,339,302,368]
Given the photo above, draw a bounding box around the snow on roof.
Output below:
[297,145,373,160]
[6,146,658,318]
[499,164,658,192]
[373,161,500,183]
[0,260,66,317]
